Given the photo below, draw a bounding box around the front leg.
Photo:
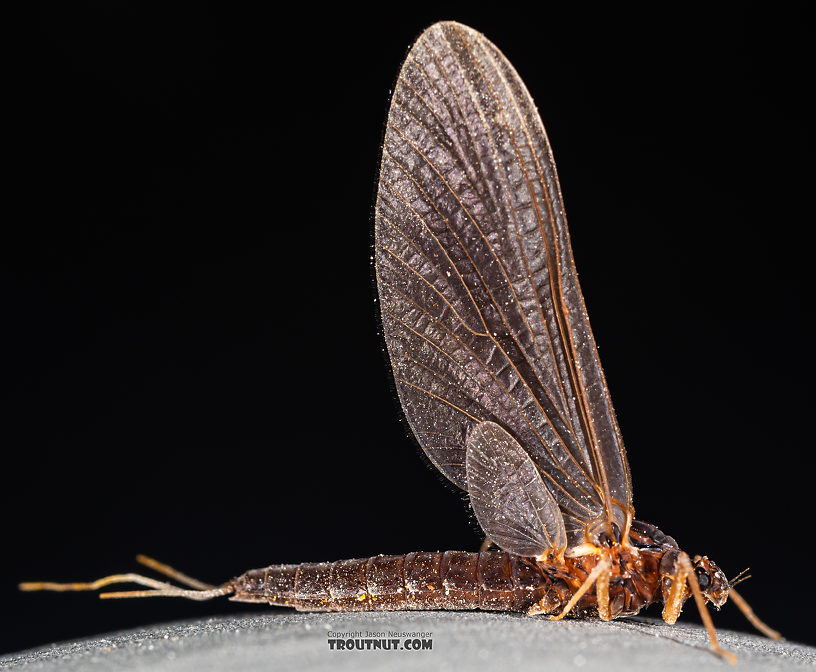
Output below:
[661,552,689,625]
[662,551,736,665]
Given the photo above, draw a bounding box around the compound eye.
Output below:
[695,567,711,590]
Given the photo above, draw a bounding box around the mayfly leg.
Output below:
[665,552,736,665]
[728,588,782,641]
[479,538,499,553]
[542,557,612,621]
[19,555,234,601]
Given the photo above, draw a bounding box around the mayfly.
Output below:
[22,21,780,664]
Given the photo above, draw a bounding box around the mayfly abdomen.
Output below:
[230,551,560,613]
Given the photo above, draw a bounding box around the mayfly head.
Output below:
[692,555,730,609]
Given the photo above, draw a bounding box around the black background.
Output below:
[5,2,811,655]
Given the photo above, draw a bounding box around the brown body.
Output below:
[231,551,559,612]
[230,520,682,618]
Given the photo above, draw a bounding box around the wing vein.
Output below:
[457,26,627,524]
[384,123,594,482]
[380,277,597,512]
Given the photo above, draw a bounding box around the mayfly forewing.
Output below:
[466,421,566,557]
[478,30,633,529]
[374,21,630,545]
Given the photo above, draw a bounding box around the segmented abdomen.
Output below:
[231,551,557,612]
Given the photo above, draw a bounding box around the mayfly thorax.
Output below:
[21,21,781,664]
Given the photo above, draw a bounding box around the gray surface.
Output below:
[2,612,813,671]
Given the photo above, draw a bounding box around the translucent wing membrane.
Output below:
[466,421,566,556]
[374,21,632,548]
